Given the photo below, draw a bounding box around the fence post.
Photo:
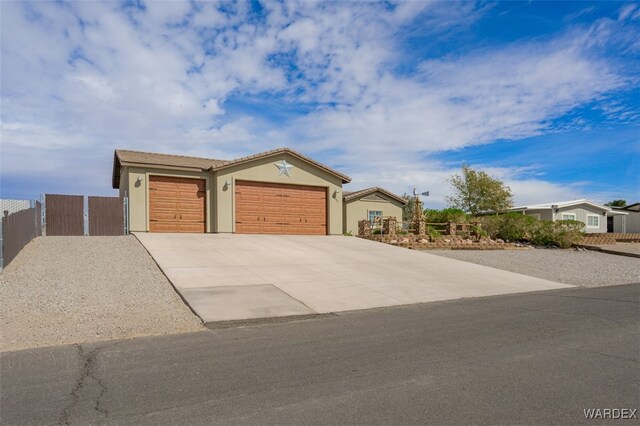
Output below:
[124,194,129,235]
[383,217,397,236]
[358,220,371,236]
[1,211,7,269]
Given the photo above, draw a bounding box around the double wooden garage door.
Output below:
[235,181,327,235]
[149,176,206,233]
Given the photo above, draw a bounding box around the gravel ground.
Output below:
[0,236,202,352]
[428,248,639,287]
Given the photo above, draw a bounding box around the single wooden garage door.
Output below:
[149,176,206,233]
[235,181,327,235]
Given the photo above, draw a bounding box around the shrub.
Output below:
[343,231,353,236]
[477,213,537,242]
[372,229,381,235]
[425,226,442,241]
[530,220,584,248]
[424,208,468,224]
[468,223,488,238]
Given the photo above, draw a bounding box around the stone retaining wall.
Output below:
[581,233,640,245]
[358,234,518,250]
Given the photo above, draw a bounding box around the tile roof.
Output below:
[112,147,351,188]
[343,187,407,205]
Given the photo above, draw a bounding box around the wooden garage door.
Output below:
[235,181,327,235]
[149,176,206,233]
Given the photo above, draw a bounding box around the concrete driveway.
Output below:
[135,233,571,324]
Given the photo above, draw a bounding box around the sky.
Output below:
[1,0,639,208]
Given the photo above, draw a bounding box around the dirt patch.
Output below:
[0,236,202,352]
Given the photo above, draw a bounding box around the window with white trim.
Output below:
[586,214,600,228]
[368,210,383,224]
[561,213,576,220]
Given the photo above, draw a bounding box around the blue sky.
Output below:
[1,1,638,207]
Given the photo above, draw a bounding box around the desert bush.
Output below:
[468,223,488,238]
[424,208,468,224]
[477,213,537,242]
[530,220,584,248]
[425,226,442,241]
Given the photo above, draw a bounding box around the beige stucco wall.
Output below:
[213,153,344,235]
[344,194,404,236]
[118,168,129,199]
[123,166,213,233]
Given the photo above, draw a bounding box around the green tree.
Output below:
[604,199,626,207]
[401,193,416,222]
[446,165,514,215]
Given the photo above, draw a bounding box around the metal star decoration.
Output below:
[275,159,294,177]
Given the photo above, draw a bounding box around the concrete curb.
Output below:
[574,244,640,259]
[204,313,336,329]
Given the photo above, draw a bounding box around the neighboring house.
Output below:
[343,187,407,235]
[114,147,398,236]
[611,203,640,233]
[506,199,627,234]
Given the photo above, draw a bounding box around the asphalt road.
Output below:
[2,284,639,425]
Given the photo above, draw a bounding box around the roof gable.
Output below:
[343,187,407,205]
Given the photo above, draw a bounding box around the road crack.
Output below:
[60,344,109,425]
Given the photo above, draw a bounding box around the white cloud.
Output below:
[0,0,636,204]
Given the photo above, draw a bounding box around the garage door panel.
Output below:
[179,200,205,211]
[150,201,179,212]
[151,189,180,199]
[263,204,284,214]
[149,222,179,233]
[301,216,326,225]
[260,224,285,234]
[150,211,177,221]
[263,216,283,224]
[236,214,261,223]
[177,191,205,200]
[235,180,327,235]
[236,193,263,203]
[282,225,326,235]
[235,223,262,234]
[179,212,205,222]
[149,176,206,233]
[283,205,304,215]
[178,223,206,233]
